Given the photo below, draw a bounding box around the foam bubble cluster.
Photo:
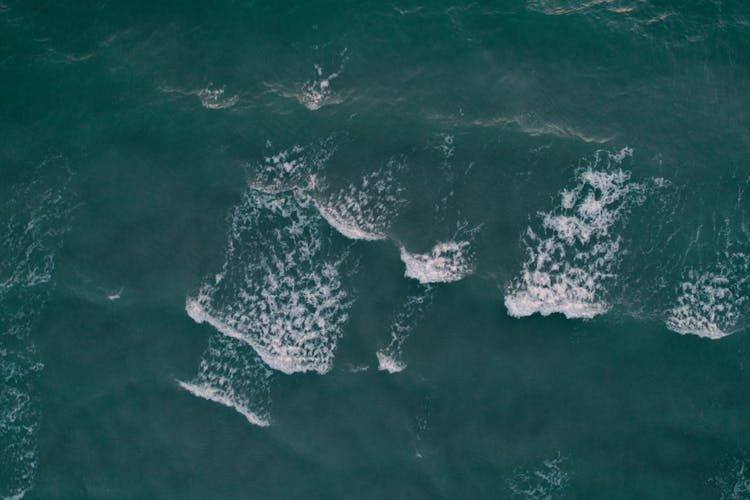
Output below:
[505,148,646,319]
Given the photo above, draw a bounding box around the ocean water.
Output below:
[1,0,750,498]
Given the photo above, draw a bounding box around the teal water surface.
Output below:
[2,1,750,498]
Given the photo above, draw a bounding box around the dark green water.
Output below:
[2,1,750,498]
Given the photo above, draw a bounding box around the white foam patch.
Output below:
[507,454,570,499]
[505,148,647,319]
[314,158,407,241]
[187,187,354,375]
[376,351,406,373]
[377,286,433,373]
[666,255,749,339]
[178,334,271,427]
[400,241,473,283]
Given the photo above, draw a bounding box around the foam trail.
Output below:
[505,148,647,319]
[314,158,407,241]
[187,186,354,375]
[179,334,272,427]
[377,285,434,373]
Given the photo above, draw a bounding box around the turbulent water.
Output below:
[2,0,750,498]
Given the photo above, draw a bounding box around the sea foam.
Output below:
[505,148,646,319]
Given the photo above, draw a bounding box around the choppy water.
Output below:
[2,1,750,498]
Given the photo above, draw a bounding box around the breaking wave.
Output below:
[195,84,239,109]
[250,139,336,195]
[268,50,349,111]
[665,213,749,339]
[186,186,355,375]
[666,267,747,339]
[400,241,473,284]
[159,83,239,110]
[377,285,434,373]
[504,148,648,319]
[178,334,272,427]
[314,158,408,241]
